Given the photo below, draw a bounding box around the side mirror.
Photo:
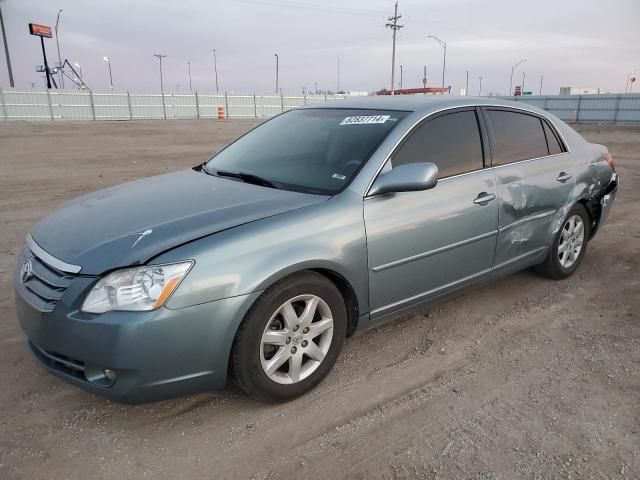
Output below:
[369,162,439,196]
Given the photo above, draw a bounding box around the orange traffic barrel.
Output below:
[217,106,225,119]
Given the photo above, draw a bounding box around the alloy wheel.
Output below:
[260,294,334,385]
[558,214,585,268]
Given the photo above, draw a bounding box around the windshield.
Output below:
[204,108,409,194]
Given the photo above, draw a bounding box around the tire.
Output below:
[231,271,347,402]
[534,203,591,279]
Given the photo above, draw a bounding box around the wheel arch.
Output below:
[250,263,363,337]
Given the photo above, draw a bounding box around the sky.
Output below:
[0,0,639,95]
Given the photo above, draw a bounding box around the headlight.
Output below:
[81,261,193,314]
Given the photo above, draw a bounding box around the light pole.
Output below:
[539,75,543,95]
[465,70,469,95]
[74,62,84,86]
[187,61,192,91]
[509,59,526,96]
[522,72,526,94]
[211,49,219,92]
[337,56,340,92]
[55,9,63,88]
[154,53,167,120]
[428,35,446,91]
[274,53,279,94]
[478,76,483,96]
[0,0,14,87]
[399,65,403,90]
[103,56,113,88]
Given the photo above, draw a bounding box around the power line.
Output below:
[385,1,403,95]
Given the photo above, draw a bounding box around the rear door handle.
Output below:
[473,192,496,205]
[556,172,572,183]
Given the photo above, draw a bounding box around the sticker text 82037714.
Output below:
[340,115,391,126]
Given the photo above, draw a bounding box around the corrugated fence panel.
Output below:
[617,95,640,122]
[0,89,6,120]
[227,94,256,118]
[2,90,638,123]
[3,90,52,120]
[93,91,131,120]
[51,90,93,120]
[129,92,165,120]
[196,93,225,118]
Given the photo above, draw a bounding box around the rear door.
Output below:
[364,108,499,320]
[483,108,574,269]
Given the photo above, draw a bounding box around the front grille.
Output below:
[19,248,77,312]
[29,341,86,381]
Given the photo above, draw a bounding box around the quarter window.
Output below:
[486,110,549,165]
[390,110,484,178]
[542,120,565,155]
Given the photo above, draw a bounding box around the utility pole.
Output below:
[0,0,14,87]
[478,76,483,96]
[465,70,469,95]
[539,75,543,95]
[315,81,318,94]
[509,59,526,96]
[212,49,219,92]
[385,1,403,95]
[55,9,63,88]
[188,61,192,91]
[274,53,279,94]
[399,65,403,89]
[154,53,167,120]
[428,35,446,91]
[422,65,427,94]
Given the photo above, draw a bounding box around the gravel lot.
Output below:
[0,120,638,480]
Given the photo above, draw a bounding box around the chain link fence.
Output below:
[0,89,348,121]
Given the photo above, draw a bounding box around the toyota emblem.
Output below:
[21,259,33,283]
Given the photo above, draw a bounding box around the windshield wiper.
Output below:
[215,170,277,188]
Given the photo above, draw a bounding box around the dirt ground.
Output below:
[0,120,638,480]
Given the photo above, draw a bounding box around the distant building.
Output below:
[559,87,604,95]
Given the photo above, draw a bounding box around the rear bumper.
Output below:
[592,172,618,237]
[15,278,261,403]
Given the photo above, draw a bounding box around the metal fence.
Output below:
[1,89,640,123]
[499,93,640,124]
[0,89,347,121]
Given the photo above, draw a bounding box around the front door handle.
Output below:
[556,172,572,183]
[473,192,496,205]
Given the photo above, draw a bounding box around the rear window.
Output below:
[486,110,549,166]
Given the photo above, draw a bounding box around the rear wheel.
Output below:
[534,203,591,279]
[231,271,347,402]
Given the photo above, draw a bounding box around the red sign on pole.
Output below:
[29,23,53,38]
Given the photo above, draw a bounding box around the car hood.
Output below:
[31,169,328,275]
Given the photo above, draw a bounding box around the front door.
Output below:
[364,109,499,320]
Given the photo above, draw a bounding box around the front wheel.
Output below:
[534,203,591,279]
[231,271,347,402]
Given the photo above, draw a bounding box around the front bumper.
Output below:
[15,253,261,403]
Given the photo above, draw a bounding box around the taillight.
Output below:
[604,153,616,172]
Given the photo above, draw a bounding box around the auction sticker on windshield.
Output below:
[340,115,391,125]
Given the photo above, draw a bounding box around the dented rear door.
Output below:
[483,108,575,269]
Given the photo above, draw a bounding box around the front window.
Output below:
[204,108,409,194]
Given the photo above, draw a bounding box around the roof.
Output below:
[301,95,534,114]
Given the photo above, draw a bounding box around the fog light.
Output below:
[104,369,117,381]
